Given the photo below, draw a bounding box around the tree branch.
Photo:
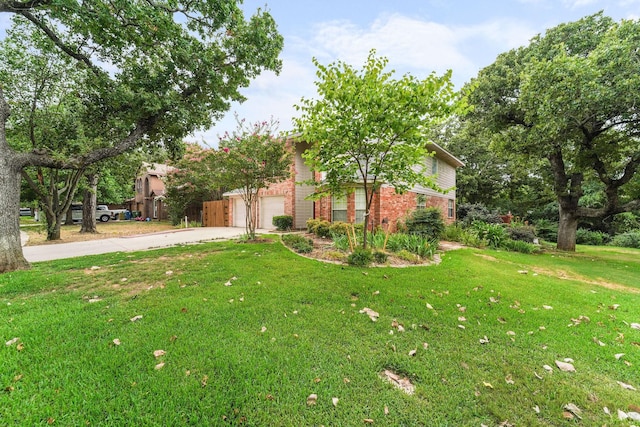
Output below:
[0,0,49,12]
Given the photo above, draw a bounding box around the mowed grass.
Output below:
[1,238,639,426]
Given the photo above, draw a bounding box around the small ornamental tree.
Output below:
[216,119,292,240]
[293,50,464,248]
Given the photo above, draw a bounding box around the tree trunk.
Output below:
[0,161,31,273]
[557,204,579,251]
[80,172,99,233]
[46,215,63,241]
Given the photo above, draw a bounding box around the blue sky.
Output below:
[193,0,638,144]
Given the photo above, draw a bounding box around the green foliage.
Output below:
[609,230,640,249]
[281,234,314,254]
[328,221,351,236]
[294,49,464,249]
[609,212,640,235]
[403,207,445,240]
[347,248,373,267]
[372,251,388,264]
[506,225,537,243]
[272,215,293,231]
[534,219,559,242]
[394,249,421,264]
[501,239,538,254]
[306,218,321,233]
[471,221,507,248]
[457,203,503,225]
[467,12,640,251]
[216,118,293,240]
[441,223,465,241]
[576,228,610,246]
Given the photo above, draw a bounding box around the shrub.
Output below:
[331,234,351,251]
[534,219,558,242]
[610,212,640,235]
[372,251,388,264]
[306,219,332,238]
[441,223,465,242]
[404,207,445,239]
[471,221,507,248]
[576,228,610,246]
[457,203,503,225]
[347,248,373,267]
[282,234,314,253]
[502,239,538,254]
[507,225,536,243]
[609,230,640,249]
[272,215,293,231]
[306,218,320,233]
[325,251,347,262]
[329,221,351,236]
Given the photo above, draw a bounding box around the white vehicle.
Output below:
[71,204,115,222]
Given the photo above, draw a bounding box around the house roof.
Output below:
[284,133,465,168]
[141,162,175,177]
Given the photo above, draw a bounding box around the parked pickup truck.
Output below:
[71,205,129,222]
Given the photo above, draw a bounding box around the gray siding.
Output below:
[294,142,314,228]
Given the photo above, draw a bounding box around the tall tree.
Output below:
[216,119,292,240]
[0,1,283,272]
[467,13,640,251]
[165,143,225,225]
[293,50,463,248]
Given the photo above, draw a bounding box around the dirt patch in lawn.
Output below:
[532,267,640,294]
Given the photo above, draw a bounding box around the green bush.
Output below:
[272,215,293,231]
[282,234,314,254]
[306,218,320,233]
[576,228,610,246]
[457,203,503,225]
[347,248,373,267]
[610,212,640,235]
[534,219,558,242]
[502,239,538,254]
[609,230,640,248]
[441,223,465,242]
[372,251,388,264]
[305,218,332,238]
[471,221,507,248]
[507,225,536,243]
[404,207,445,239]
[328,221,351,236]
[331,234,351,251]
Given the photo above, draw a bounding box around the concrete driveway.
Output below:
[22,227,271,263]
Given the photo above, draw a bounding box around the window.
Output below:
[448,199,454,218]
[416,194,427,210]
[332,193,347,222]
[355,188,366,224]
[431,158,439,175]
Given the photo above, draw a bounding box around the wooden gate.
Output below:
[202,200,229,227]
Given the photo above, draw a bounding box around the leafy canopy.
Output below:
[294,50,463,200]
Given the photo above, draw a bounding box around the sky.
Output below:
[189,0,639,145]
[1,1,638,145]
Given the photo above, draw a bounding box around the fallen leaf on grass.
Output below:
[154,362,165,370]
[479,336,490,344]
[543,365,553,373]
[384,406,389,415]
[631,323,640,330]
[592,337,606,346]
[615,353,625,360]
[533,405,540,414]
[426,303,434,310]
[306,394,317,405]
[564,403,582,420]
[381,370,415,395]
[628,412,640,421]
[201,375,208,388]
[364,419,374,424]
[458,316,466,322]
[332,397,339,407]
[359,307,379,322]
[617,380,637,391]
[130,315,143,322]
[224,276,237,287]
[113,339,121,346]
[88,298,102,303]
[542,305,553,310]
[154,350,166,358]
[618,409,628,420]
[506,331,516,336]
[16,343,24,351]
[165,270,173,276]
[13,374,23,382]
[555,360,575,372]
[260,326,267,333]
[505,375,514,385]
[5,337,19,346]
[408,349,417,357]
[483,381,494,389]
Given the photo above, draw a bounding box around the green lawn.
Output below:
[1,238,639,426]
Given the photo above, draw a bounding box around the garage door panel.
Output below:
[233,198,246,227]
[260,196,285,229]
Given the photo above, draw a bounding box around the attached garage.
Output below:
[260,195,285,229]
[232,198,247,228]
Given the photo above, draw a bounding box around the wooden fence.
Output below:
[202,200,229,227]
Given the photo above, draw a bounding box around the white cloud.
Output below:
[563,0,599,7]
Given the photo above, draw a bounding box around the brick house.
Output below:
[225,138,463,230]
[126,163,174,220]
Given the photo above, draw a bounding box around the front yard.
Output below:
[1,239,639,425]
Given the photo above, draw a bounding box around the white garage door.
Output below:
[233,198,247,228]
[260,196,285,229]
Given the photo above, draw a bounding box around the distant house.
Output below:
[224,138,463,230]
[127,163,174,220]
